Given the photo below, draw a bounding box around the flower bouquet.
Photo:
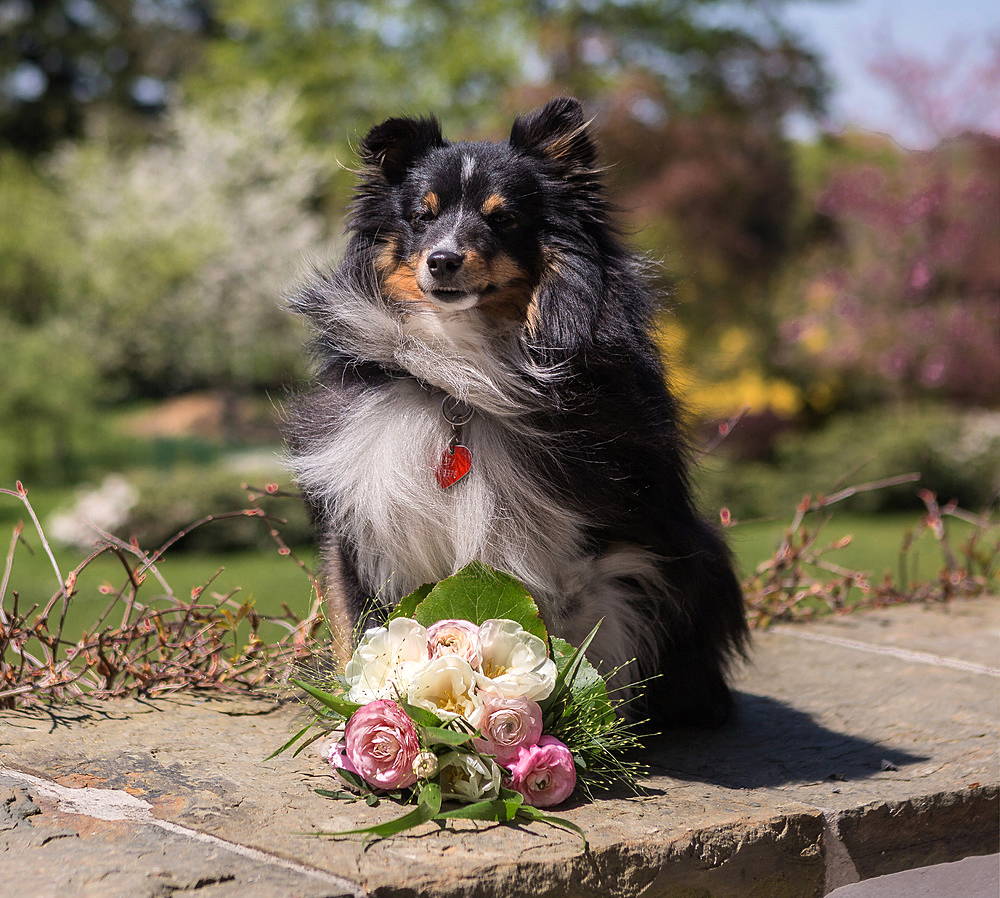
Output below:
[278,562,645,846]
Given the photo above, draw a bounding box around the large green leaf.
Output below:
[388,582,433,622]
[408,562,548,642]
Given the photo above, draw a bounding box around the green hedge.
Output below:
[697,406,1000,520]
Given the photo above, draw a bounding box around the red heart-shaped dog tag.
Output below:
[435,444,472,489]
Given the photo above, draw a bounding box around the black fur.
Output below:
[286,98,749,729]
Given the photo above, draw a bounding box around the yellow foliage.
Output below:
[799,323,830,354]
[655,315,803,420]
[685,368,803,420]
[718,326,752,360]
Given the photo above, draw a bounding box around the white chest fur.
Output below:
[290,379,587,608]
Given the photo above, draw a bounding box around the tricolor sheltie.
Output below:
[286,97,748,728]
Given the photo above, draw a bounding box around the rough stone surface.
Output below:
[1,597,997,898]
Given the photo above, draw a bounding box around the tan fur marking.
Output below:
[541,119,594,164]
[423,191,440,216]
[481,193,506,216]
[377,245,436,310]
[374,238,399,276]
[523,292,542,334]
[478,252,535,324]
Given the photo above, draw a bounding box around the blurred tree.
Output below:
[509,2,830,354]
[0,0,214,154]
[0,318,97,482]
[52,88,332,425]
[771,37,1000,412]
[0,151,67,323]
[523,0,828,124]
[773,132,1000,410]
[193,1,829,196]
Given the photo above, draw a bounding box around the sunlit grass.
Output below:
[727,511,982,585]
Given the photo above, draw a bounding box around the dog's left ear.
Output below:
[509,97,597,174]
[360,116,445,185]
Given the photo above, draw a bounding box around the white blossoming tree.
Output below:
[53,88,334,420]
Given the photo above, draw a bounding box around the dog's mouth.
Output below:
[426,284,496,309]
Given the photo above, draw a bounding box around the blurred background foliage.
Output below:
[0,0,997,567]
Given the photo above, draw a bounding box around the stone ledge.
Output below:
[1,596,997,898]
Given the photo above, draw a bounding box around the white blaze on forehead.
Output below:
[461,154,476,182]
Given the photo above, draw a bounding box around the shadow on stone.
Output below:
[642,691,927,790]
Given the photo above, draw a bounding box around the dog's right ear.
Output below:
[359,116,445,185]
[509,97,597,175]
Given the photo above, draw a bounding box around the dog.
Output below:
[285,97,748,728]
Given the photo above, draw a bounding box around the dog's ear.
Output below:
[359,116,445,184]
[509,97,597,174]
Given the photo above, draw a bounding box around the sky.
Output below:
[783,0,1000,146]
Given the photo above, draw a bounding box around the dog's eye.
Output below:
[411,208,436,225]
[487,210,517,229]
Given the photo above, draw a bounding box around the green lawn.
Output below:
[726,511,981,584]
[3,499,985,645]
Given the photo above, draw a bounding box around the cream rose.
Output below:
[406,654,483,725]
[476,619,556,701]
[345,617,429,704]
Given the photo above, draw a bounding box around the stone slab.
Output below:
[1,596,997,898]
[827,853,999,898]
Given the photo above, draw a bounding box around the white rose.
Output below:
[345,617,429,704]
[406,655,484,725]
[477,619,557,702]
[438,751,502,802]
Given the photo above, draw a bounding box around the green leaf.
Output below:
[311,783,443,840]
[421,726,474,746]
[541,626,612,727]
[291,679,362,719]
[388,582,433,621]
[333,767,369,794]
[409,562,548,642]
[314,788,357,801]
[435,795,522,822]
[399,699,443,729]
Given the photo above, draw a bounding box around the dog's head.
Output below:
[352,98,601,327]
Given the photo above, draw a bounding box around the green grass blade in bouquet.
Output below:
[311,782,443,840]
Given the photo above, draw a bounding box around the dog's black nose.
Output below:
[426,250,464,278]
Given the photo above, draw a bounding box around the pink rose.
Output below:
[426,619,481,668]
[327,739,363,789]
[507,735,577,808]
[474,695,543,765]
[345,699,420,790]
